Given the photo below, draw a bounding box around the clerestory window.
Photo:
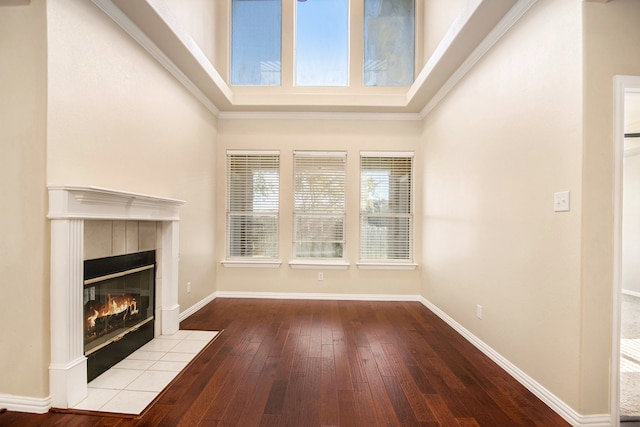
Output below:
[295,0,349,86]
[364,0,415,86]
[231,0,282,86]
[230,0,414,87]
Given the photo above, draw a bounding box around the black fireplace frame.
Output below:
[83,250,156,382]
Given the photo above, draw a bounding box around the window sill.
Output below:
[288,259,350,270]
[357,262,418,271]
[222,260,282,268]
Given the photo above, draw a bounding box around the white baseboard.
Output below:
[417,297,612,427]
[212,290,423,302]
[178,292,217,322]
[0,394,51,414]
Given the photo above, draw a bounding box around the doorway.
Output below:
[613,75,640,425]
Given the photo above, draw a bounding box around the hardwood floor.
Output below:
[1,298,569,426]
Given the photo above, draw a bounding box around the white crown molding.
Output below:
[90,0,533,117]
[91,0,221,116]
[218,111,423,121]
[420,0,538,119]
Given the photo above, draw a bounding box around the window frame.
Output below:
[358,151,417,270]
[223,150,282,269]
[229,0,418,89]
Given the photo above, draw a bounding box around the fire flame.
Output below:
[86,294,139,330]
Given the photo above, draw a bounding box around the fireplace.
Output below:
[83,250,156,381]
[48,185,184,409]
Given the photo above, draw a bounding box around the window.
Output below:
[364,0,415,86]
[295,0,349,86]
[360,153,413,262]
[226,151,280,259]
[231,0,281,86]
[293,151,346,258]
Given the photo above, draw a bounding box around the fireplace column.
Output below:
[49,218,86,408]
[160,220,180,336]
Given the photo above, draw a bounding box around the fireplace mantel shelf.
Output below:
[48,185,185,221]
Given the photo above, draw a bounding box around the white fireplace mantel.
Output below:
[48,185,183,221]
[47,185,185,409]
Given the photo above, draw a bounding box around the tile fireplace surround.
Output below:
[47,185,185,409]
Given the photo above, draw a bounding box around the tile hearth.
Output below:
[71,330,218,415]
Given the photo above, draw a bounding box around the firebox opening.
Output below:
[83,250,156,381]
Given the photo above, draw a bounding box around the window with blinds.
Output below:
[294,151,346,258]
[360,153,413,262]
[227,151,280,259]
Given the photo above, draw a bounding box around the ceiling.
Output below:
[92,0,534,117]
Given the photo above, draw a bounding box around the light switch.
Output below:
[554,191,570,212]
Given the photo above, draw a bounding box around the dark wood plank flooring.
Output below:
[1,298,569,426]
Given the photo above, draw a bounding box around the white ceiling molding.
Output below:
[420,0,538,119]
[407,0,521,110]
[91,0,536,118]
[218,111,423,122]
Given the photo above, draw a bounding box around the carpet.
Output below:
[621,294,640,418]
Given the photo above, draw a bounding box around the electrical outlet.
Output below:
[187,282,192,293]
[476,304,483,320]
[554,191,570,212]
[318,272,324,281]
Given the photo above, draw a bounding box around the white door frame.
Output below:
[612,75,640,425]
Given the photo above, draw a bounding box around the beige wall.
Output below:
[45,0,218,340]
[216,118,422,295]
[0,0,49,399]
[421,0,583,411]
[582,0,640,414]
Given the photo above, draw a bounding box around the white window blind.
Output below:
[360,153,413,262]
[294,151,346,258]
[227,151,280,259]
